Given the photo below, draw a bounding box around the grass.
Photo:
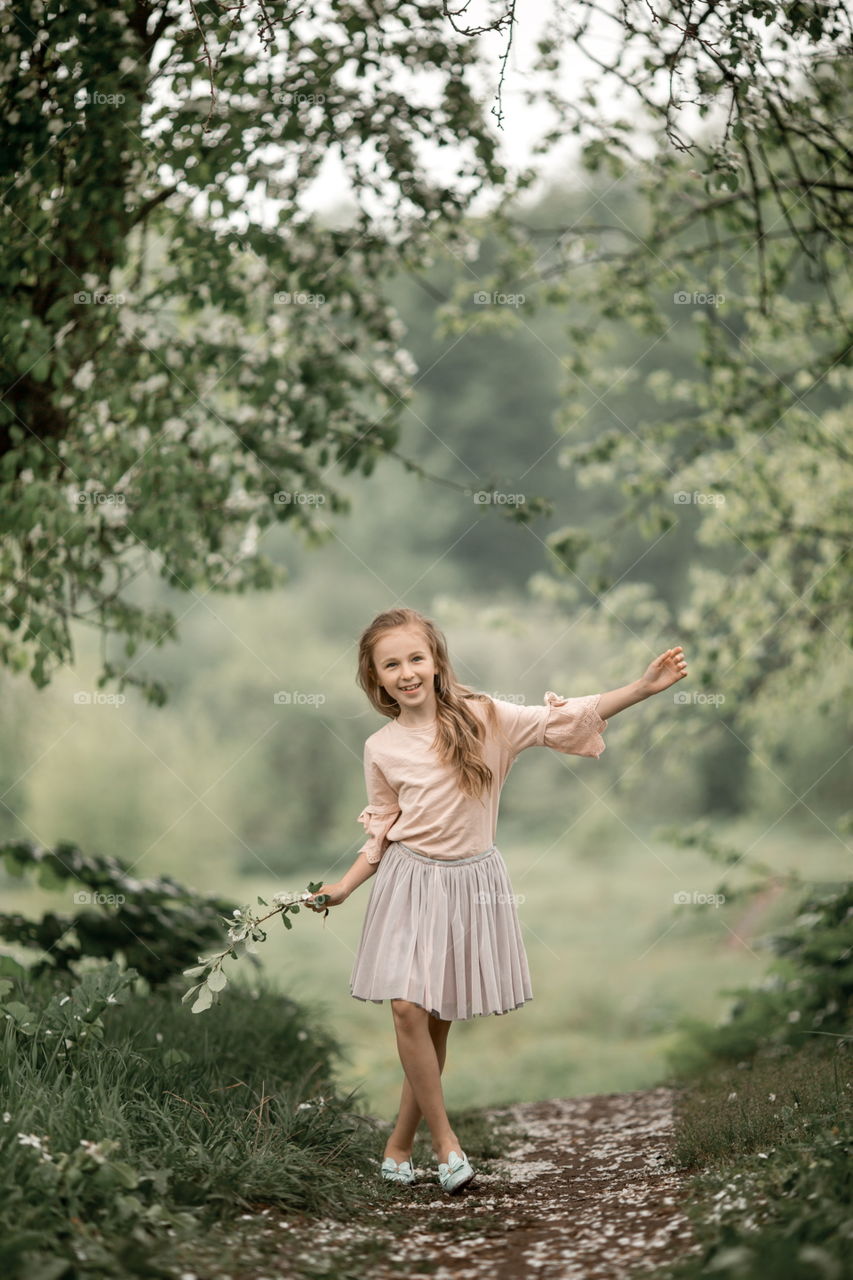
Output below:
[0,965,381,1278]
[0,961,520,1279]
[2,815,844,1123]
[631,1038,853,1280]
[1,813,848,1277]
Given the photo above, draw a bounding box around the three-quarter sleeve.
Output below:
[491,691,609,760]
[540,691,608,758]
[356,744,401,865]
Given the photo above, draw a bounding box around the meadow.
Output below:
[3,813,841,1121]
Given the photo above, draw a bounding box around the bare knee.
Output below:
[391,998,428,1031]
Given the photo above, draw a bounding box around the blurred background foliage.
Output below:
[2,165,849,1111]
[1,0,849,1121]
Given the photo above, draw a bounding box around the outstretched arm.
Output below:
[597,646,688,719]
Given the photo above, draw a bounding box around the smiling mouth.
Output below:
[400,684,421,692]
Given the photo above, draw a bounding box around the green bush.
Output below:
[667,881,853,1077]
[0,837,238,986]
[0,963,381,1280]
[643,881,853,1280]
[642,1041,852,1280]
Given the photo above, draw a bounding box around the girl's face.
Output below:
[372,625,438,714]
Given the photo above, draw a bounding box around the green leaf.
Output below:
[207,967,227,991]
[191,983,214,1013]
[4,1000,36,1026]
[111,1161,141,1190]
[37,861,68,892]
[162,1047,191,1067]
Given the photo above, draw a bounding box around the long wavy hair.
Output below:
[356,608,511,801]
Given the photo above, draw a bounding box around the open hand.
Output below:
[640,646,688,695]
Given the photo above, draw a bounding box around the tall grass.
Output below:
[635,1041,852,1280]
[0,966,394,1279]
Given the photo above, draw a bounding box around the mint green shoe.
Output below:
[380,1155,415,1184]
[436,1149,476,1194]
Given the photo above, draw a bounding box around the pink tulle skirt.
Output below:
[349,839,533,1021]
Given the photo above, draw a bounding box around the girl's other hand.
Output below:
[640,646,688,695]
[306,881,348,911]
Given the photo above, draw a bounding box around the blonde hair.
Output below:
[356,607,510,801]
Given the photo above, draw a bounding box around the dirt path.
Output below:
[262,1085,704,1279]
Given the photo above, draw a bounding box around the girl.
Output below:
[306,607,687,1194]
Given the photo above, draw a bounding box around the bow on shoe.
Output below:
[380,1155,415,1184]
[436,1149,476,1194]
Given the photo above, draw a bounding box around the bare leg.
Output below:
[383,1000,461,1166]
[384,1011,450,1161]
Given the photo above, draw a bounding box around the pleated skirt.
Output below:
[349,839,533,1021]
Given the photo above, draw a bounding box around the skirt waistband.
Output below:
[391,839,497,865]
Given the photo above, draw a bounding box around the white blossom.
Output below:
[72,362,96,391]
[17,1133,52,1161]
[79,1139,108,1163]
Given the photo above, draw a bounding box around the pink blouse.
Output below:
[356,691,608,864]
